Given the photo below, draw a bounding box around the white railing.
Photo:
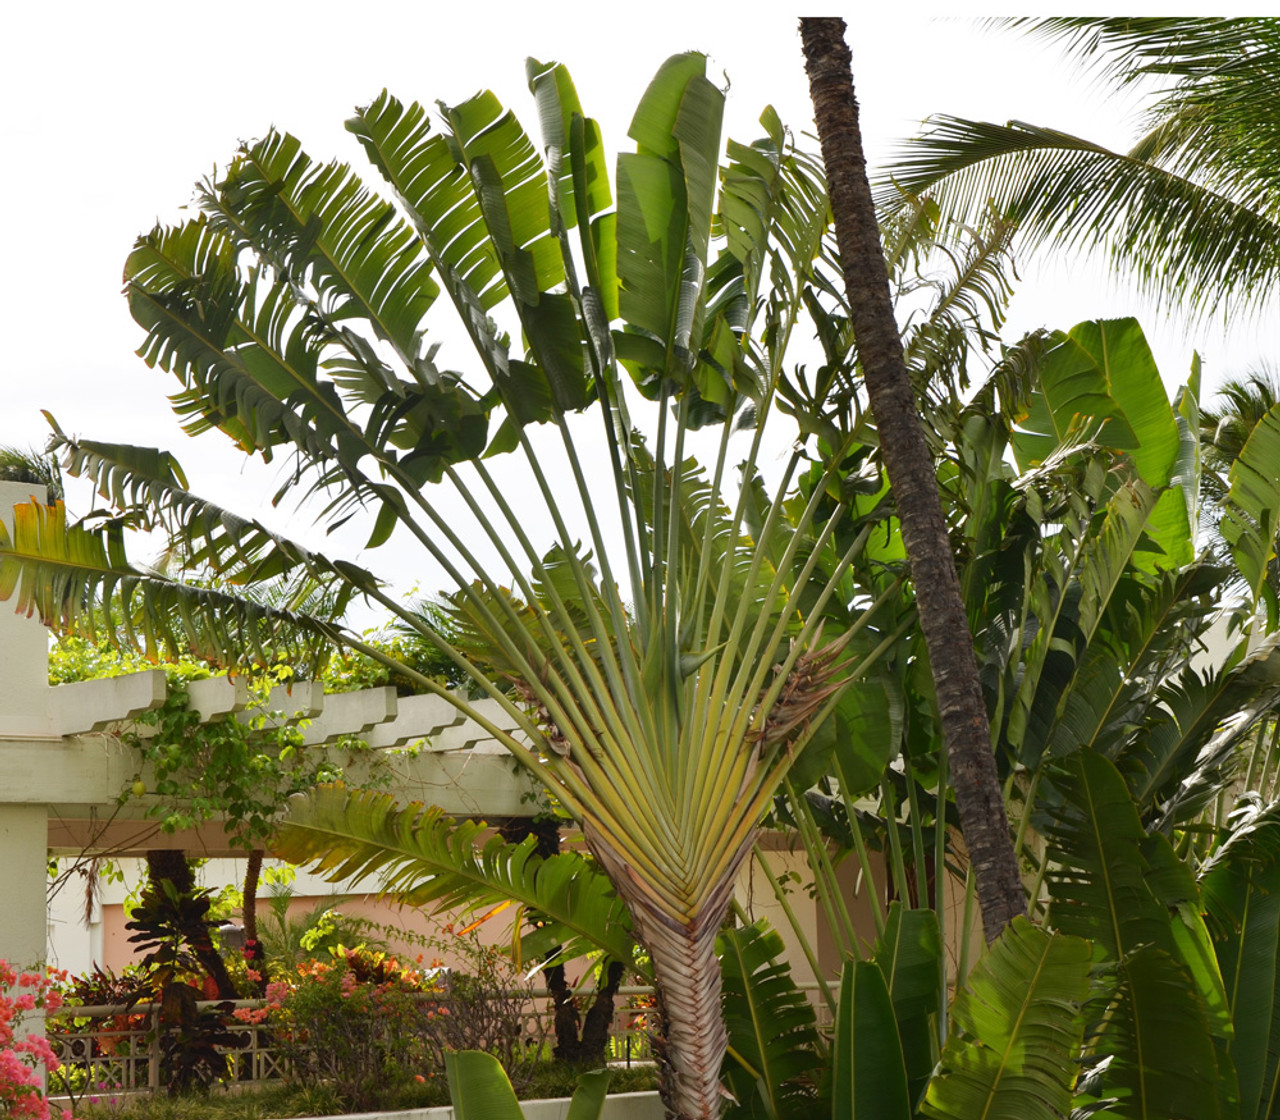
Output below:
[47,981,832,1101]
[46,989,660,1100]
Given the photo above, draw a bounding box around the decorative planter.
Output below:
[314,1090,664,1120]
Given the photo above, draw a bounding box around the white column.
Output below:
[0,483,55,975]
[0,803,50,968]
[0,481,52,736]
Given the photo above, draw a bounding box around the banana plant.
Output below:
[0,53,906,1120]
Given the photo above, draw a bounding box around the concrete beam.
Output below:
[420,696,525,752]
[186,675,252,721]
[50,670,168,735]
[0,737,133,806]
[362,693,466,748]
[46,750,542,855]
[295,686,397,745]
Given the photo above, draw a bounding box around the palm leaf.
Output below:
[1220,401,1280,625]
[1008,476,1157,767]
[1093,946,1231,1120]
[272,784,640,972]
[919,917,1090,1120]
[718,921,822,1120]
[0,497,337,668]
[206,128,440,376]
[1200,799,1280,1120]
[879,116,1280,321]
[1128,637,1280,828]
[1043,750,1235,1117]
[871,903,942,1106]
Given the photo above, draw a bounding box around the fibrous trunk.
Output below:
[589,825,746,1120]
[799,17,1027,942]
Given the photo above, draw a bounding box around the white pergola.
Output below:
[0,481,539,970]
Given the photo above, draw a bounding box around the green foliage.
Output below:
[265,949,444,1112]
[1044,750,1236,1118]
[718,922,823,1119]
[919,918,1090,1120]
[254,888,387,975]
[830,959,912,1120]
[1199,798,1280,1120]
[273,784,639,972]
[870,903,942,1106]
[268,941,544,1112]
[445,1051,605,1120]
[124,683,343,846]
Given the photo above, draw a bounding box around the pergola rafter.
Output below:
[0,481,538,969]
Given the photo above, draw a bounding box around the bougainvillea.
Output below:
[0,961,72,1120]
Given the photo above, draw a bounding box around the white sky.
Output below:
[2,4,1276,622]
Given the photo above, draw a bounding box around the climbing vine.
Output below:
[123,677,343,845]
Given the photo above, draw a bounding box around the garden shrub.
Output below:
[260,937,542,1111]
[0,961,71,1120]
[261,949,436,1111]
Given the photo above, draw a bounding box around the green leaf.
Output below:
[273,784,640,971]
[1008,318,1191,572]
[920,917,1090,1120]
[1044,751,1236,1117]
[1096,946,1228,1120]
[209,129,440,375]
[1221,401,1280,616]
[0,496,338,669]
[350,91,506,311]
[871,903,942,1105]
[831,960,912,1120]
[1010,328,1140,472]
[1200,800,1280,1120]
[719,922,822,1120]
[445,1050,524,1120]
[566,1068,612,1120]
[1010,477,1157,767]
[832,676,903,798]
[1068,319,1180,491]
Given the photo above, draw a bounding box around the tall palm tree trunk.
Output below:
[800,17,1027,942]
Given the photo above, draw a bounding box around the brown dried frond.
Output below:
[750,627,852,753]
[506,673,572,757]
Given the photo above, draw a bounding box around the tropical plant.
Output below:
[0,52,901,1118]
[444,1050,611,1120]
[878,17,1280,324]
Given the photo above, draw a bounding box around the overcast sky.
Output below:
[3,4,1275,620]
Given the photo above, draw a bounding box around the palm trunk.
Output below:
[579,959,626,1061]
[799,17,1027,942]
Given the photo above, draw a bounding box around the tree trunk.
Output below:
[799,17,1027,943]
[144,849,241,998]
[589,826,744,1120]
[241,849,267,995]
[495,816,624,1065]
[579,959,625,1061]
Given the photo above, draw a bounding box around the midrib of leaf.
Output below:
[242,148,421,368]
[976,936,1054,1120]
